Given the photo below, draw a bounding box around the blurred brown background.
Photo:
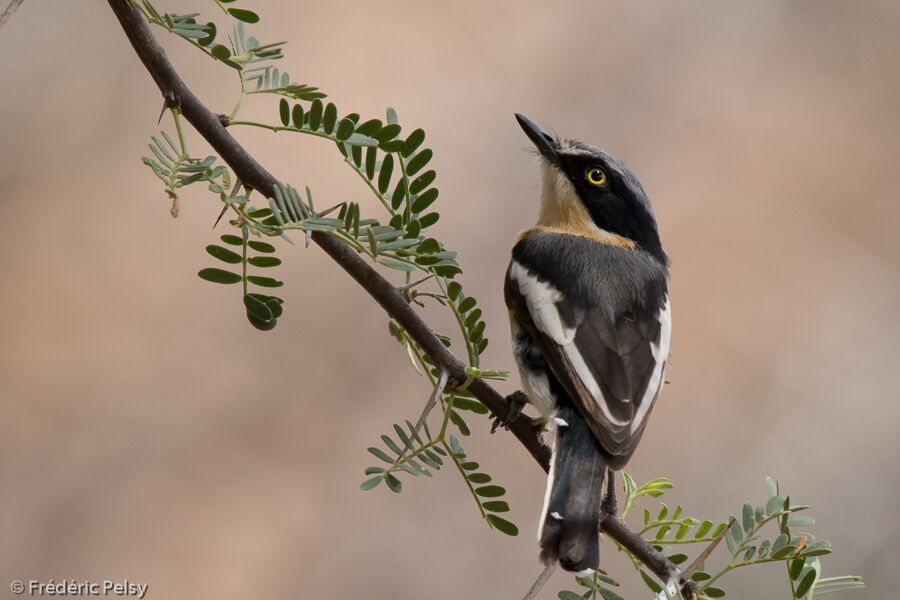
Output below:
[1,1,897,598]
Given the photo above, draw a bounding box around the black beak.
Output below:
[515,113,558,163]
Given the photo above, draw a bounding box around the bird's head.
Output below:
[515,113,667,264]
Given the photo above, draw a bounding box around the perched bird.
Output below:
[505,114,671,572]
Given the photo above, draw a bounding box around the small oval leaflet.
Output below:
[291,104,304,128]
[220,234,243,246]
[198,22,216,46]
[243,293,273,320]
[335,118,355,141]
[248,240,276,253]
[248,256,282,268]
[482,500,509,513]
[247,275,284,288]
[227,8,260,23]
[198,268,241,284]
[206,244,242,264]
[474,485,505,498]
[409,169,436,194]
[411,188,439,213]
[406,148,432,175]
[308,99,324,131]
[360,476,382,491]
[374,123,402,143]
[279,98,290,126]
[210,44,231,60]
[323,103,337,134]
[419,212,440,228]
[378,154,394,194]
[403,128,426,157]
[486,514,518,537]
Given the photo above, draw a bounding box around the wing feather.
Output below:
[507,250,669,464]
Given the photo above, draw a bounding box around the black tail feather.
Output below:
[539,403,606,572]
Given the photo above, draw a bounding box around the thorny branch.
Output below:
[107,0,691,594]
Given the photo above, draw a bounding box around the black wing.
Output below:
[506,230,670,465]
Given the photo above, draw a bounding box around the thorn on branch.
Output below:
[213,179,248,228]
[157,90,179,124]
[316,202,344,218]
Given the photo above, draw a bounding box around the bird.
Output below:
[504,114,671,573]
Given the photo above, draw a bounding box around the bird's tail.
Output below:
[538,402,606,572]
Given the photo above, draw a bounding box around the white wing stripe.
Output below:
[562,343,629,427]
[632,297,671,433]
[510,261,576,345]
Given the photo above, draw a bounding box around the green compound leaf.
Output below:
[198,268,241,284]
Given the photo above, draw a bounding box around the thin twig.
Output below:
[522,561,558,600]
[106,0,687,589]
[0,0,24,29]
[414,369,448,435]
[680,518,736,581]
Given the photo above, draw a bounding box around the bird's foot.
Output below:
[491,390,531,433]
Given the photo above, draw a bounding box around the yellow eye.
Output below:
[586,167,607,185]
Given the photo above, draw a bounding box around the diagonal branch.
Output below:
[106,0,688,593]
